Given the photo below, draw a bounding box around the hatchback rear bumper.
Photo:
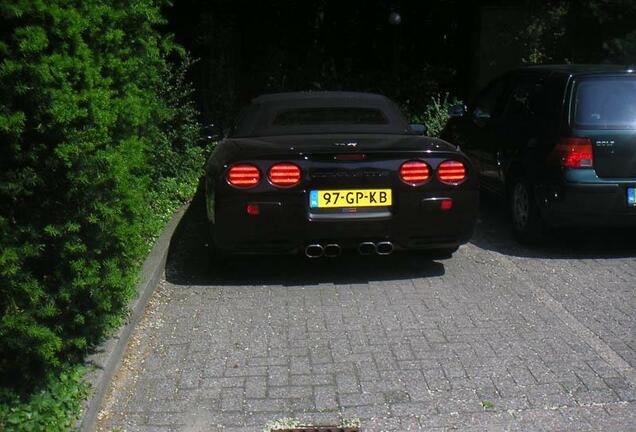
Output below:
[537,182,636,227]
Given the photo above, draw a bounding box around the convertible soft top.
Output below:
[231,91,410,137]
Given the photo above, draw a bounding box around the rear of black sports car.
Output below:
[204,92,479,257]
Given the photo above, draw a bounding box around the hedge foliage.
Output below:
[0,0,204,401]
[0,367,87,431]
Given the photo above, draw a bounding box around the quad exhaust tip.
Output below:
[305,244,324,258]
[358,242,377,255]
[376,241,394,255]
[306,241,394,258]
[324,244,342,258]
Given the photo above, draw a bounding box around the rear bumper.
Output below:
[211,189,479,254]
[537,181,636,227]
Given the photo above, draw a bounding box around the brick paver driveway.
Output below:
[97,196,636,431]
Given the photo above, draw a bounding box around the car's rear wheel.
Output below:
[510,178,543,243]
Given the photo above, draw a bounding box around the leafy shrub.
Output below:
[407,93,463,137]
[0,0,203,402]
[0,368,87,432]
[149,56,207,226]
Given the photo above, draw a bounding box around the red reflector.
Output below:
[400,160,430,185]
[227,164,260,187]
[438,160,466,184]
[440,198,453,210]
[334,153,367,161]
[268,163,301,186]
[552,137,593,168]
[246,203,260,216]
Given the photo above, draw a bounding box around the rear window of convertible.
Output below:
[272,107,389,126]
[574,77,636,129]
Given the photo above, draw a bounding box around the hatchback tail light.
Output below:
[552,137,593,168]
[268,163,301,186]
[400,160,430,185]
[227,164,260,187]
[438,160,467,184]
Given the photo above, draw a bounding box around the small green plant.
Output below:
[263,416,361,431]
[264,417,302,431]
[482,400,495,410]
[0,368,87,432]
[339,416,361,428]
[408,93,463,138]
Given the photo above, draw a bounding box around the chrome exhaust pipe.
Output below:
[305,244,324,258]
[376,241,394,255]
[358,242,377,255]
[324,244,342,258]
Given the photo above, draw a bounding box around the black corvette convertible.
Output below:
[204,91,478,257]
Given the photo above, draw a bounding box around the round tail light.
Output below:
[437,160,466,184]
[268,163,301,187]
[399,160,430,185]
[227,164,260,187]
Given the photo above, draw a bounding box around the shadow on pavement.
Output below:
[471,193,636,260]
[165,191,445,287]
[167,190,636,287]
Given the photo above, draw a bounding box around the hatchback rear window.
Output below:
[573,77,636,129]
[273,107,388,126]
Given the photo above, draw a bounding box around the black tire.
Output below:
[509,177,544,243]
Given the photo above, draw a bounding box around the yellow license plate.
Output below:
[309,189,392,208]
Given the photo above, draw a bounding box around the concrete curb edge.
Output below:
[79,202,190,432]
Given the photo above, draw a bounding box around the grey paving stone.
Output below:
[335,372,360,394]
[95,205,636,431]
[314,385,338,411]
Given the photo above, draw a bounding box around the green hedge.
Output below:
[0,368,87,431]
[0,0,204,408]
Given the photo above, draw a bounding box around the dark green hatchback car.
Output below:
[442,65,636,242]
